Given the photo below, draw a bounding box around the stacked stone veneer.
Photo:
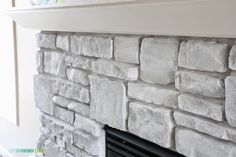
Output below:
[34,32,236,157]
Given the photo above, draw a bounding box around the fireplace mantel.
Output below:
[4,0,236,38]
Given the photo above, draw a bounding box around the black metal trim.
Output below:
[104,125,185,157]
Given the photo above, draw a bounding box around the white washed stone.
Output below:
[36,50,43,73]
[73,131,100,156]
[65,55,95,70]
[89,75,127,130]
[176,128,236,157]
[114,36,140,64]
[175,71,225,98]
[128,102,174,148]
[229,45,236,70]
[45,142,66,157]
[128,82,179,108]
[66,144,94,157]
[178,94,224,121]
[225,76,236,127]
[71,34,113,58]
[52,79,89,103]
[37,33,56,49]
[56,33,70,51]
[52,95,90,117]
[74,114,103,137]
[54,106,74,124]
[34,75,55,115]
[44,50,66,78]
[67,68,89,86]
[92,59,138,80]
[178,40,228,73]
[140,38,179,84]
[174,111,236,143]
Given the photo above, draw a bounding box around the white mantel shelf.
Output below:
[4,0,236,38]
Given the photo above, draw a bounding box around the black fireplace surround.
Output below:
[104,126,185,157]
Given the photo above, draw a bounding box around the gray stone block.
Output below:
[89,75,127,130]
[128,102,174,148]
[229,45,236,70]
[178,40,228,73]
[114,36,140,64]
[128,82,179,108]
[56,33,70,51]
[175,70,225,98]
[140,38,179,84]
[37,33,56,49]
[176,128,236,157]
[71,34,113,58]
[178,94,224,121]
[67,68,90,86]
[54,106,75,124]
[225,76,236,127]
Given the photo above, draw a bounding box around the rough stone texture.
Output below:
[140,38,179,84]
[175,70,225,98]
[54,106,75,124]
[178,40,228,73]
[128,82,179,108]
[71,34,113,58]
[89,75,127,130]
[229,45,236,70]
[225,76,236,127]
[174,111,236,143]
[74,114,103,137]
[91,59,139,80]
[178,94,224,121]
[65,55,139,80]
[52,95,90,117]
[34,75,55,115]
[52,79,90,103]
[56,33,70,51]
[44,142,66,157]
[37,33,56,49]
[114,36,140,64]
[67,68,90,86]
[128,102,174,148]
[176,128,236,157]
[36,50,44,73]
[43,50,66,78]
[65,55,95,70]
[73,131,100,156]
[66,143,94,157]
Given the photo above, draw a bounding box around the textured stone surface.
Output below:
[37,33,56,49]
[174,111,236,143]
[225,76,236,127]
[175,71,225,98]
[52,95,90,117]
[92,59,139,80]
[229,45,236,70]
[71,34,113,58]
[74,114,103,137]
[176,128,236,157]
[66,143,94,157]
[178,94,224,121]
[140,38,179,84]
[89,75,127,130]
[52,80,89,103]
[65,55,95,70]
[128,82,179,108]
[36,50,44,73]
[128,102,174,148]
[43,50,66,78]
[73,131,100,156]
[54,106,74,124]
[67,68,89,86]
[34,75,55,115]
[114,36,140,64]
[178,40,228,72]
[56,33,70,51]
[45,142,67,157]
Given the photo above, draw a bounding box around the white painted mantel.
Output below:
[4,0,236,38]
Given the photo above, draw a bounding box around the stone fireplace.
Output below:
[34,32,236,157]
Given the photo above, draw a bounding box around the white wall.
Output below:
[0,0,40,155]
